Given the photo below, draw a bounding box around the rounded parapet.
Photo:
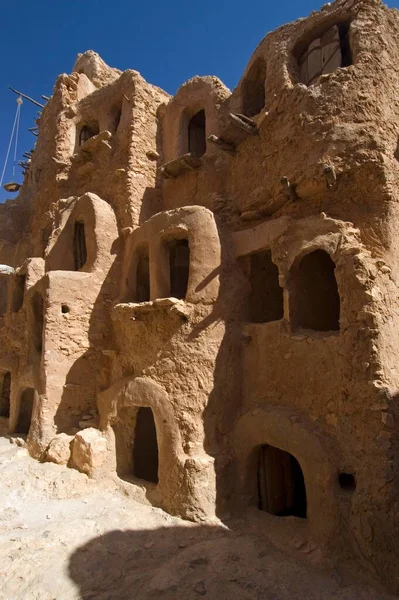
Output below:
[162,76,230,163]
[121,205,221,305]
[45,192,119,274]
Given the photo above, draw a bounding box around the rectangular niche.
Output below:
[248,250,284,324]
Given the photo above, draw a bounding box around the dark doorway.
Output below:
[16,388,35,435]
[188,110,206,158]
[74,221,87,271]
[290,250,340,332]
[242,58,266,117]
[0,372,11,418]
[258,444,307,518]
[168,239,190,299]
[136,247,150,303]
[248,250,284,323]
[12,275,25,313]
[0,279,8,316]
[133,407,159,484]
[32,292,44,352]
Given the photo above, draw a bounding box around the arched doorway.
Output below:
[133,407,159,484]
[258,444,307,518]
[290,249,340,332]
[16,388,35,435]
[188,110,206,158]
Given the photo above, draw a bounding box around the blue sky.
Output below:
[0,0,398,203]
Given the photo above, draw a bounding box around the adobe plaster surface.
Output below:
[0,0,399,594]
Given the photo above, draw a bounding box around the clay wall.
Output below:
[0,0,398,592]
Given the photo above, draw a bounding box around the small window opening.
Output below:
[168,239,190,300]
[79,123,99,146]
[299,22,352,86]
[290,249,340,332]
[0,372,11,418]
[12,275,25,313]
[248,250,283,323]
[16,388,35,435]
[136,247,150,303]
[74,221,87,271]
[32,292,44,353]
[258,444,307,518]
[61,304,70,314]
[242,57,266,117]
[188,110,206,158]
[133,407,159,483]
[339,472,356,492]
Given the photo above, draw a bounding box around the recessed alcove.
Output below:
[289,249,340,332]
[247,250,283,323]
[258,444,307,518]
[16,388,35,435]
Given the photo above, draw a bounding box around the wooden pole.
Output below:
[8,87,44,108]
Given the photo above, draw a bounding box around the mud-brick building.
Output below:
[0,0,399,591]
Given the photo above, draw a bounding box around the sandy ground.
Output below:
[0,437,395,600]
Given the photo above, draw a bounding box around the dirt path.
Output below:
[0,437,394,600]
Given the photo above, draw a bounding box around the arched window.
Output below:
[188,110,206,158]
[299,22,352,86]
[79,122,99,146]
[135,247,150,303]
[133,407,159,483]
[247,250,283,323]
[32,292,44,352]
[168,239,190,299]
[0,372,11,418]
[242,57,266,117]
[16,388,35,435]
[290,249,340,332]
[258,445,307,518]
[73,221,87,271]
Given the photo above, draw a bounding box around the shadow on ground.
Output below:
[68,521,389,600]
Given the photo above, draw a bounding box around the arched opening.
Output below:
[298,22,352,86]
[135,246,150,303]
[188,110,206,158]
[247,250,283,323]
[79,122,99,146]
[290,249,340,332]
[32,292,44,353]
[258,444,307,518]
[16,388,35,435]
[0,371,11,418]
[241,57,266,117]
[73,220,87,271]
[12,275,25,313]
[168,239,190,299]
[133,407,159,483]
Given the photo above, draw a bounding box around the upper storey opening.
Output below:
[241,57,266,118]
[297,21,352,86]
[188,110,206,158]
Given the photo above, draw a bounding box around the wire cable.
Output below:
[0,98,22,187]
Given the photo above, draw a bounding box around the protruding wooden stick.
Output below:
[9,87,44,108]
